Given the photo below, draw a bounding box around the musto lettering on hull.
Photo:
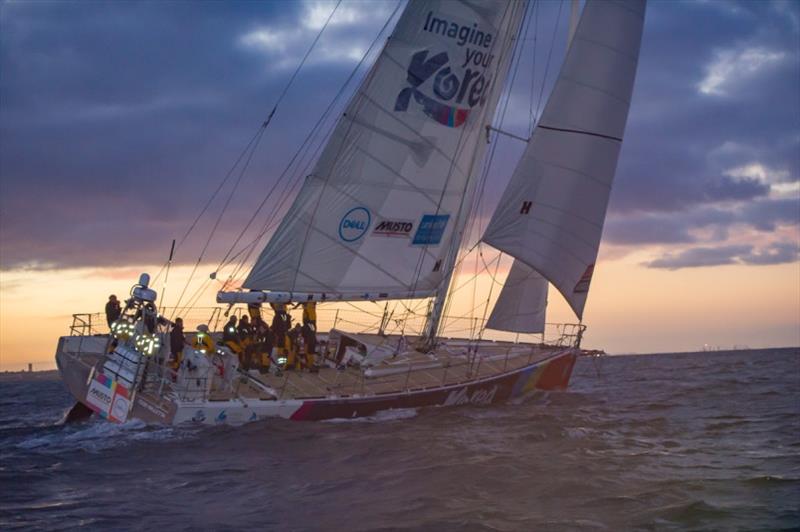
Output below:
[395,10,497,128]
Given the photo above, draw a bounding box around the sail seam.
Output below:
[573,36,641,64]
[559,75,632,106]
[305,221,418,291]
[522,212,603,252]
[488,229,588,285]
[608,0,647,20]
[354,148,441,207]
[537,124,622,142]
[525,202,603,231]
[356,91,468,177]
[533,156,613,190]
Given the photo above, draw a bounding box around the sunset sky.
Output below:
[1,0,798,371]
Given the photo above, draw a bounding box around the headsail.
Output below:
[242,0,526,300]
[486,259,548,334]
[482,0,646,320]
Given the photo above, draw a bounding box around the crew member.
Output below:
[270,303,291,367]
[193,324,215,355]
[301,322,317,371]
[170,317,186,370]
[222,315,242,355]
[252,317,273,373]
[105,295,121,328]
[236,315,254,367]
[301,302,318,371]
[287,323,303,371]
[247,303,262,322]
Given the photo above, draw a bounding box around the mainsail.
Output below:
[242,0,526,300]
[482,0,646,320]
[486,259,548,334]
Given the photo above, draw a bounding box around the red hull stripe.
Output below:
[289,351,578,421]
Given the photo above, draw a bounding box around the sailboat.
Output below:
[55,0,645,425]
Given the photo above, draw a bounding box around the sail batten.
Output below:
[482,0,645,320]
[244,0,526,299]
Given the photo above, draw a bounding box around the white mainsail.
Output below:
[486,259,548,334]
[243,0,526,299]
[482,0,646,320]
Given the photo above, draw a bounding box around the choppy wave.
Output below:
[1,348,798,531]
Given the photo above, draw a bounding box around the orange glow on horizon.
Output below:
[1,252,798,372]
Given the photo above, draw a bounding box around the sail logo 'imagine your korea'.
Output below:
[394,11,496,128]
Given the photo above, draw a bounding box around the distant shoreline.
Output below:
[0,369,60,382]
[608,346,799,357]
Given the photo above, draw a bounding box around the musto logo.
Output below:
[373,219,414,238]
[395,11,496,128]
[339,207,371,242]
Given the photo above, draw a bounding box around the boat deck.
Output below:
[230,337,561,401]
[58,333,567,403]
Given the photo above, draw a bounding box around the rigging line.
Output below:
[219,1,403,288]
[534,0,565,123]
[410,0,519,305]
[211,0,346,276]
[289,5,401,294]
[225,168,307,287]
[476,245,504,339]
[156,3,344,290]
[413,2,522,297]
[151,126,265,287]
[440,0,533,328]
[267,0,343,126]
[459,0,533,257]
[170,125,266,320]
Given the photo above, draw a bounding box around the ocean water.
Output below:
[1,348,798,531]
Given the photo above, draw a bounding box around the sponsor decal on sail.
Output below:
[338,207,371,242]
[573,264,595,293]
[394,11,496,128]
[372,219,414,238]
[412,214,450,246]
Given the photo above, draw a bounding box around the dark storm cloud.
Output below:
[645,240,799,270]
[645,244,752,269]
[604,197,800,246]
[610,0,799,216]
[0,0,798,272]
[0,0,392,270]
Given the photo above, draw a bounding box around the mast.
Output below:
[421,1,529,349]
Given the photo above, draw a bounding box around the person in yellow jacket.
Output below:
[192,324,215,355]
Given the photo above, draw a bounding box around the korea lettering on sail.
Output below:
[394,10,497,128]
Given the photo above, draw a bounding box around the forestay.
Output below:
[482,0,645,319]
[486,259,548,334]
[243,0,526,299]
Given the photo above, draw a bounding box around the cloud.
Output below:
[645,244,752,269]
[237,0,396,69]
[0,0,797,276]
[698,46,786,96]
[702,175,770,202]
[604,197,799,247]
[740,240,800,265]
[644,240,799,270]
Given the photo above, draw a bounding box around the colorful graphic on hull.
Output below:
[85,373,130,423]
